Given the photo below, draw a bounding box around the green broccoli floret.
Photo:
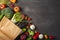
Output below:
[1,7,13,19]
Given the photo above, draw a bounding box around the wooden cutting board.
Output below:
[0,31,12,40]
[0,16,22,40]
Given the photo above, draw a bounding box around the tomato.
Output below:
[0,4,6,9]
[21,14,25,19]
[27,17,32,21]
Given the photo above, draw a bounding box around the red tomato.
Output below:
[27,17,32,21]
[36,32,40,36]
[21,14,25,19]
[33,32,40,40]
[0,4,6,9]
[33,36,37,40]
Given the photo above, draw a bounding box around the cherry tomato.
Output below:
[27,17,32,21]
[21,14,25,19]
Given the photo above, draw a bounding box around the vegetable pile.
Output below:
[0,0,56,40]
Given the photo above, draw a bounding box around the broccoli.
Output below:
[1,7,13,19]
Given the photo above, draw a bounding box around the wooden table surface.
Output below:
[16,0,60,40]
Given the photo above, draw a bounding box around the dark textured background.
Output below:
[16,0,60,40]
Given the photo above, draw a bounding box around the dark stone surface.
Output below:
[16,0,60,40]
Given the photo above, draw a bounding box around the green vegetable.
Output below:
[28,29,35,36]
[28,29,31,33]
[29,31,34,36]
[22,28,26,32]
[11,12,23,23]
[0,0,10,5]
[1,7,13,19]
[0,12,4,20]
[27,37,32,40]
